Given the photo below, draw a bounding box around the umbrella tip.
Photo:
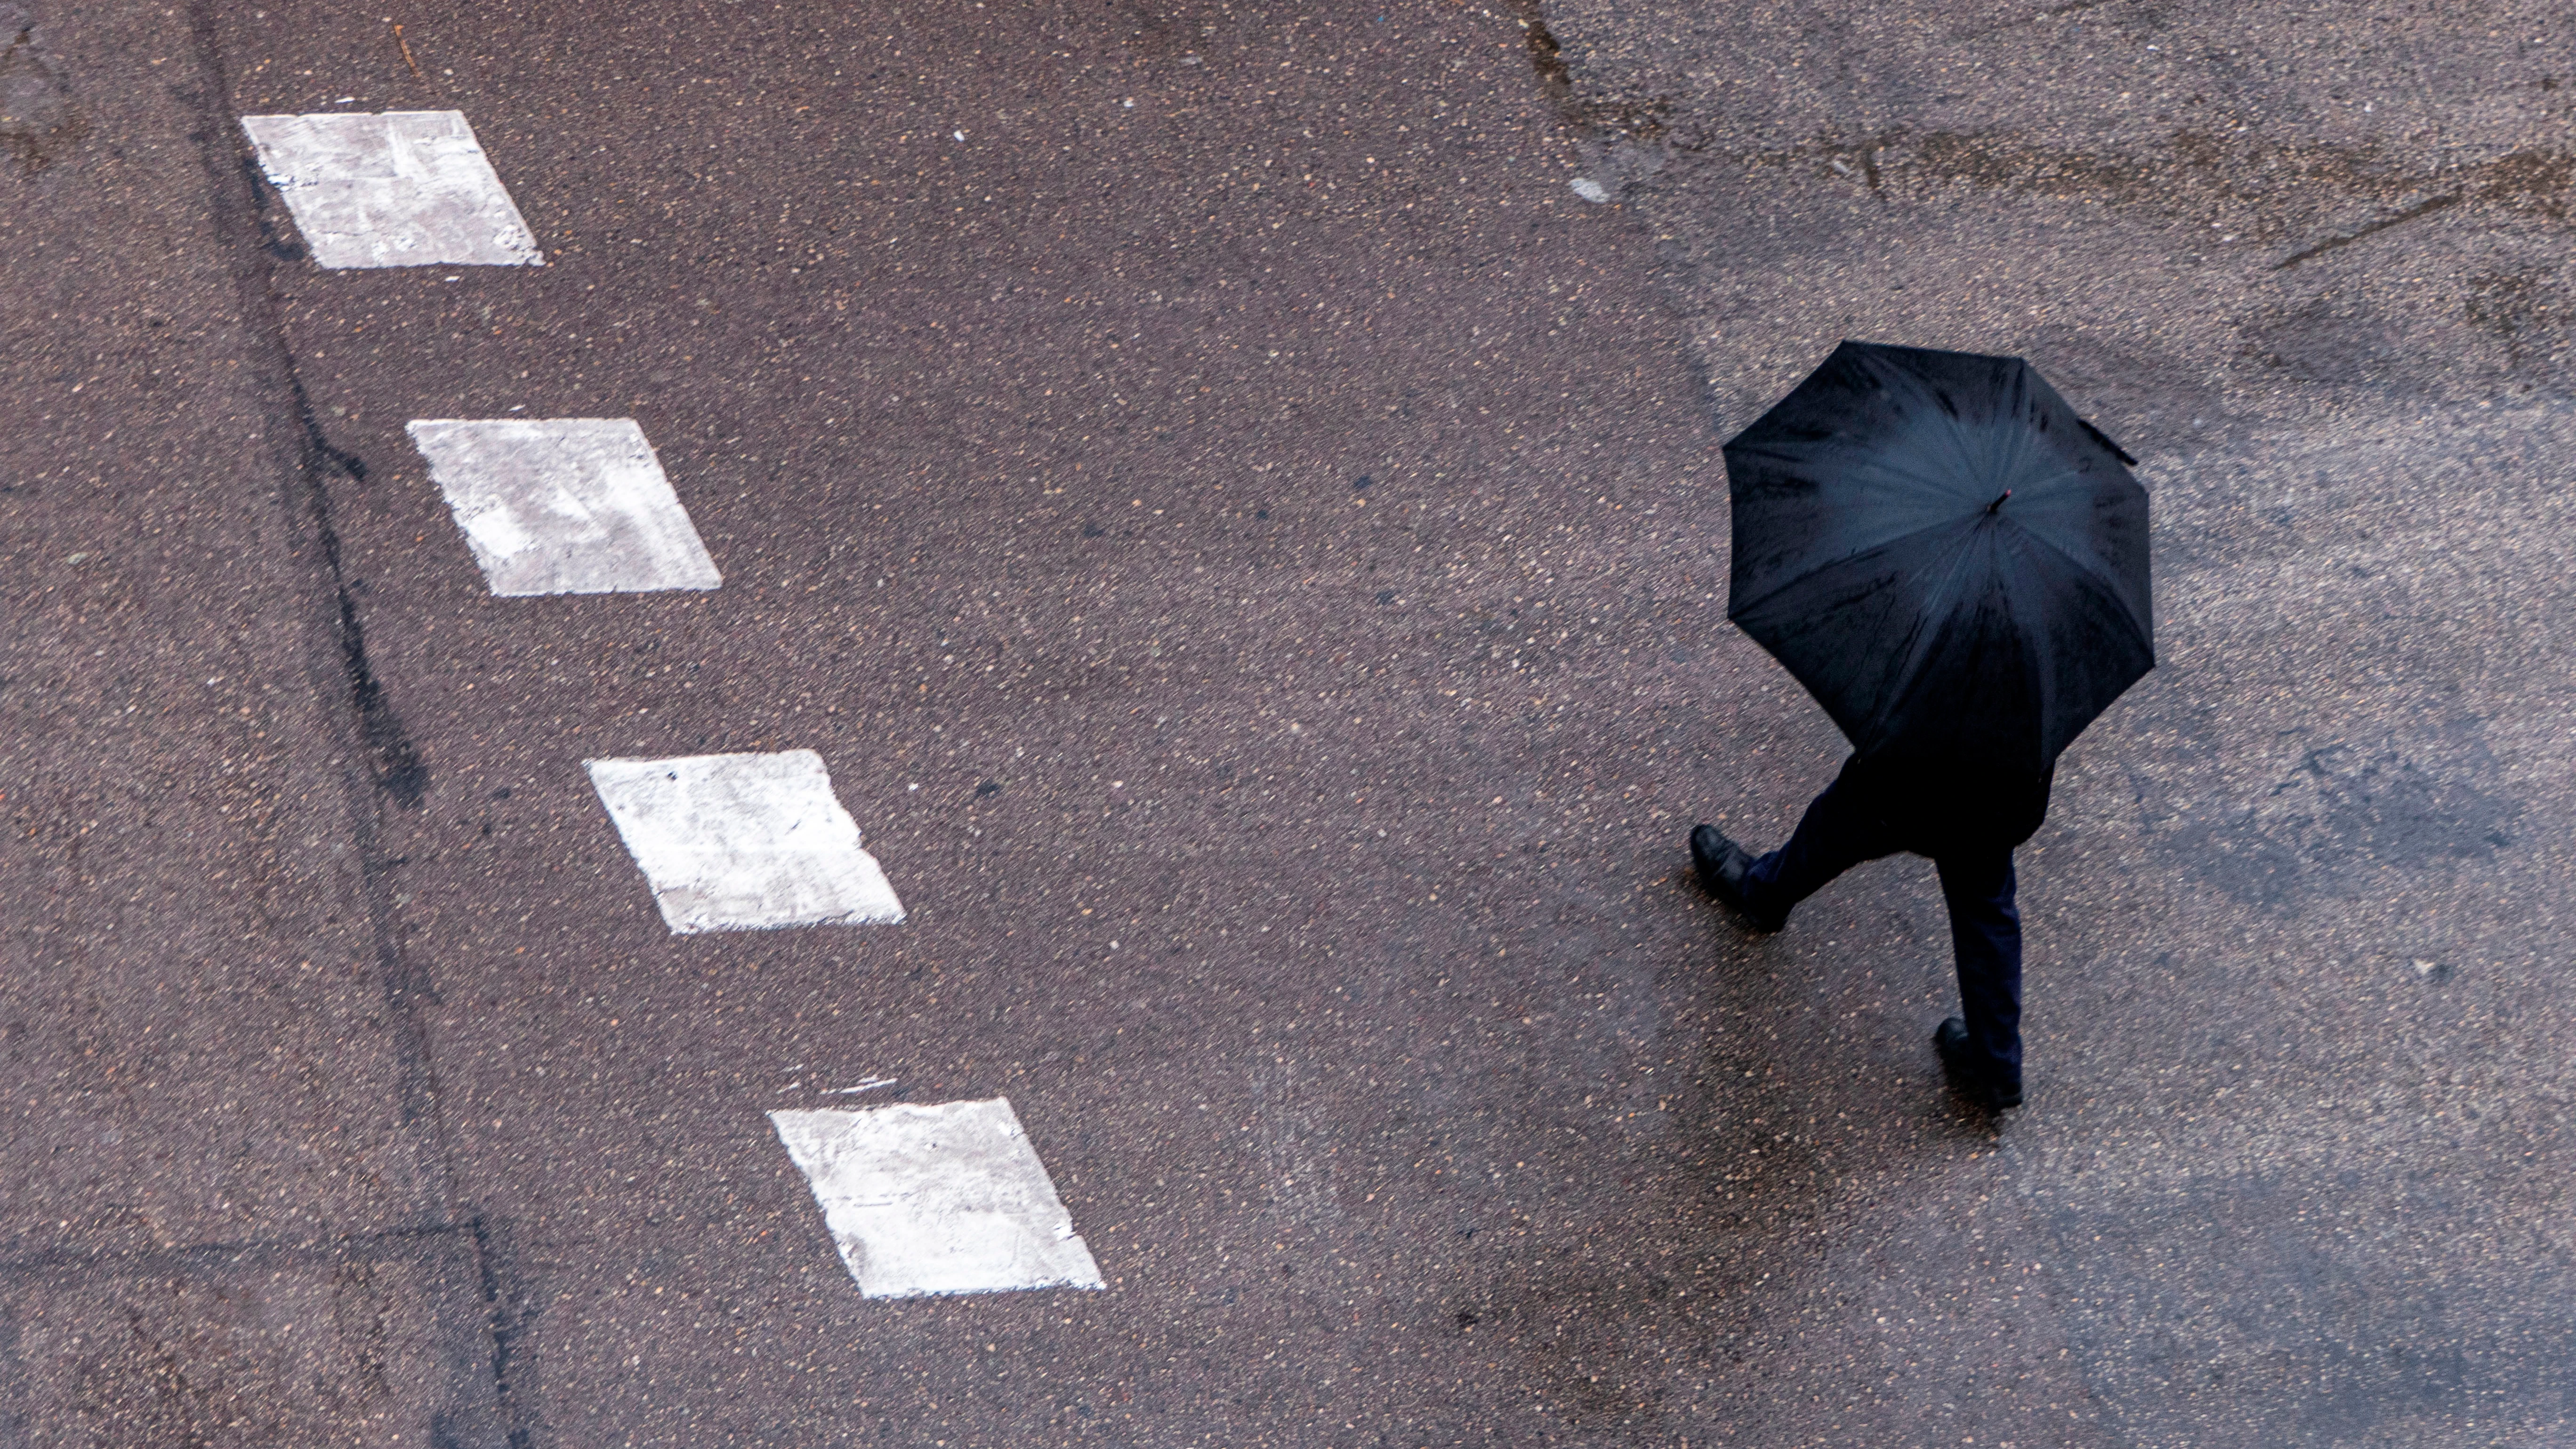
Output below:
[1987,489,2012,515]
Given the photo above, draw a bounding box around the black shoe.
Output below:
[1933,1016,2022,1111]
[1690,824,1786,932]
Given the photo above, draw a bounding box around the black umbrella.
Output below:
[1724,341,2153,781]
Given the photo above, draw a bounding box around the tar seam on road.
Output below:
[173,8,531,1448]
[2273,192,2463,270]
[0,1216,483,1279]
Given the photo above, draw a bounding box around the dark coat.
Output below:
[1834,749,2054,857]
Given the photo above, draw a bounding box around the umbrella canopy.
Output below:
[1724,341,2153,780]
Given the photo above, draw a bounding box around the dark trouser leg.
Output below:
[1742,776,1903,922]
[1933,853,2022,1088]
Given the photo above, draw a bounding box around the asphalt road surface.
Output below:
[0,0,2568,1445]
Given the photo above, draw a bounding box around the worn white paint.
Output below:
[406,419,720,596]
[769,1099,1104,1299]
[585,750,903,934]
[238,110,543,268]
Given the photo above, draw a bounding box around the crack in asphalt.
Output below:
[2271,190,2463,270]
[170,6,529,1445]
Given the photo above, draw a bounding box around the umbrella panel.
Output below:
[1723,342,2152,772]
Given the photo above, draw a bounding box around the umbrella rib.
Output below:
[1889,354,2004,492]
[1728,514,1984,621]
[1865,523,1996,742]
[2002,519,2153,638]
[1731,441,1960,492]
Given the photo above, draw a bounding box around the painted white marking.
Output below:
[584,750,903,934]
[827,1079,901,1095]
[1570,177,1611,204]
[769,1099,1104,1299]
[238,110,542,268]
[406,419,720,596]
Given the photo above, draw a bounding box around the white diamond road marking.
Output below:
[769,1099,1105,1300]
[406,419,721,597]
[239,110,542,268]
[585,751,904,934]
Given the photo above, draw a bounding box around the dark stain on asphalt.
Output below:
[2461,268,2568,372]
[2032,1175,2576,1444]
[185,140,432,815]
[1507,1,1573,100]
[270,376,432,811]
[0,8,86,175]
[2193,738,2520,908]
[2465,271,2539,342]
[239,155,304,262]
[327,1257,396,1401]
[338,573,429,807]
[178,53,426,820]
[2234,293,2417,385]
[1511,0,1672,150]
[87,1307,226,1443]
[2478,147,2576,220]
[467,1213,538,1449]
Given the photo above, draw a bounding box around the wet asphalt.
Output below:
[1541,0,2576,1443]
[1,0,2570,1444]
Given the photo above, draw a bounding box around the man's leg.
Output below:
[1737,775,1903,923]
[1932,852,2023,1095]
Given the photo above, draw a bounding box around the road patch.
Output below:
[239,110,543,268]
[769,1099,1105,1299]
[585,750,903,934]
[407,418,721,596]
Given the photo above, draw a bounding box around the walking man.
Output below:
[1704,340,2157,1115]
[1689,752,2049,1111]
